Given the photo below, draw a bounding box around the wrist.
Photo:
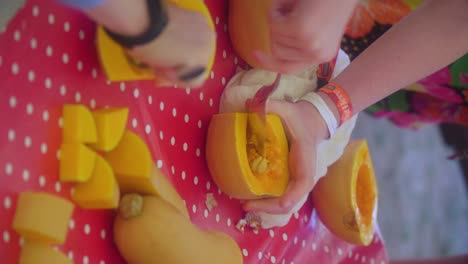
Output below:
[104,0,168,48]
[114,9,150,37]
[296,100,329,141]
[317,82,353,125]
[317,90,340,126]
[85,0,151,37]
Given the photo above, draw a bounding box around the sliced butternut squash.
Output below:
[103,131,151,189]
[72,155,120,209]
[62,104,97,143]
[19,241,72,264]
[206,113,289,199]
[103,130,189,217]
[312,140,378,246]
[59,143,97,183]
[114,194,243,264]
[13,192,74,245]
[91,107,129,151]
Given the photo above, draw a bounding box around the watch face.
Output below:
[104,0,168,49]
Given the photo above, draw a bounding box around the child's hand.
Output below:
[243,99,328,214]
[254,0,357,74]
[127,4,215,87]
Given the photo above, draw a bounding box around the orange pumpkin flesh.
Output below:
[312,140,378,246]
[206,113,289,199]
[356,164,376,234]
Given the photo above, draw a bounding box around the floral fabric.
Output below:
[341,0,468,129]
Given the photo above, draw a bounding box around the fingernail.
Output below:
[178,66,206,81]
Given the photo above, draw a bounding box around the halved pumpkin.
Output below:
[229,0,271,68]
[312,140,378,246]
[96,0,216,82]
[206,113,289,199]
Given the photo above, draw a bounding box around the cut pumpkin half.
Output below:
[206,112,289,199]
[312,140,378,246]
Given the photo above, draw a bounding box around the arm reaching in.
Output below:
[244,0,468,214]
[62,0,215,86]
[332,0,468,115]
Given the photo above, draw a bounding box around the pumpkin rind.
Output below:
[228,0,272,67]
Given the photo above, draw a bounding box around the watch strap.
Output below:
[104,0,168,49]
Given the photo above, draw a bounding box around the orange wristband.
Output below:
[318,82,353,125]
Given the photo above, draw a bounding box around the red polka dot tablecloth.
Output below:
[0,0,389,263]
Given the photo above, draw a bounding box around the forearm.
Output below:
[331,0,468,115]
[65,0,150,36]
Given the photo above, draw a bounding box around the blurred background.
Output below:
[352,113,468,260]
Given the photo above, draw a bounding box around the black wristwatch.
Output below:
[104,0,168,49]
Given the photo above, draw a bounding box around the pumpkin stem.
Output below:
[119,193,144,219]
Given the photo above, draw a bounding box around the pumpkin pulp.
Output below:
[205,113,289,199]
[312,140,378,246]
[246,115,287,195]
[354,149,377,243]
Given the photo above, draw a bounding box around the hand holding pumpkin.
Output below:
[253,0,358,74]
[243,99,328,214]
[81,0,215,87]
[126,3,215,86]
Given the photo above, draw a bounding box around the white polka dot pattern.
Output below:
[7,130,15,141]
[28,70,35,82]
[38,175,46,187]
[5,163,13,176]
[69,219,75,230]
[22,169,30,182]
[0,0,388,263]
[3,196,11,209]
[55,182,61,192]
[3,231,10,243]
